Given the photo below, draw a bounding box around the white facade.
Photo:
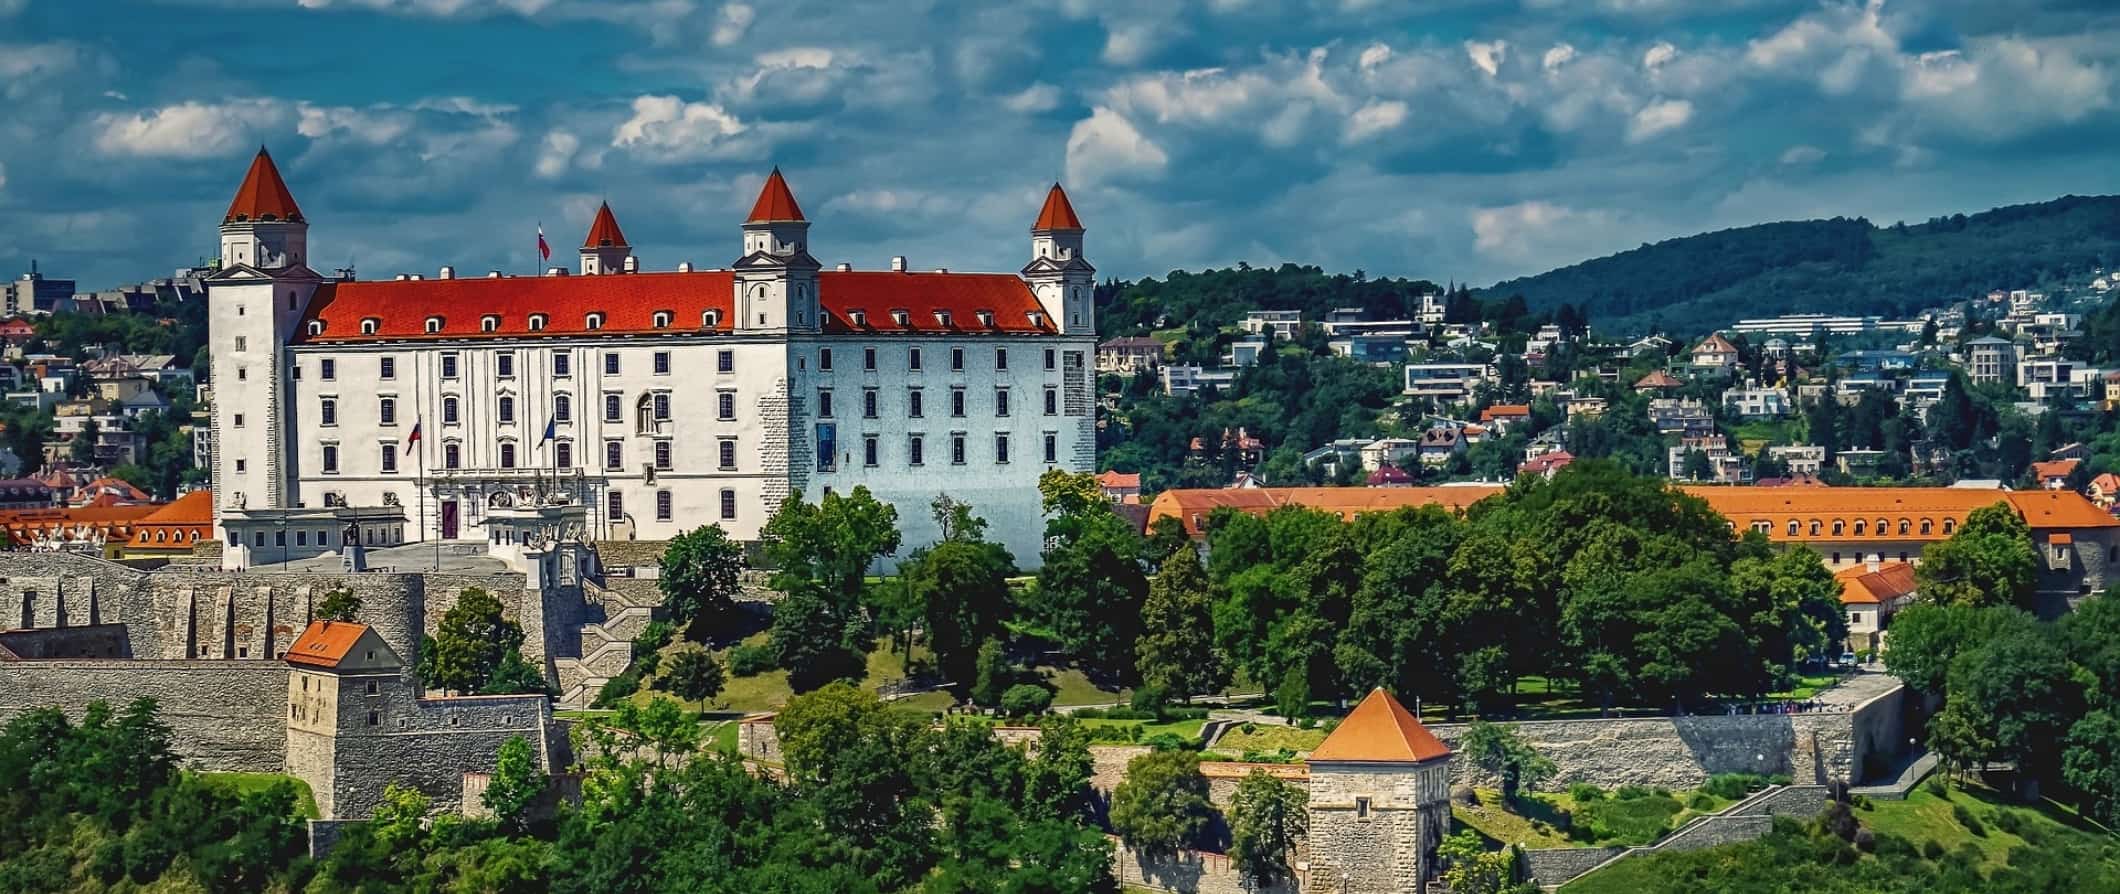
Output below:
[206,157,1096,567]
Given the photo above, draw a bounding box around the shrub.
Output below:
[593,670,641,708]
[1952,803,1985,837]
[1766,774,1793,787]
[1129,684,1169,715]
[1924,776,1950,798]
[1000,683,1054,718]
[1853,794,1874,811]
[725,643,774,677]
[1614,784,1654,801]
[1702,773,1766,800]
[1921,839,1946,860]
[1688,792,1716,811]
[1992,809,2025,836]
[1142,731,1196,752]
[1569,783,1606,803]
[1853,828,1876,852]
[1240,722,1259,735]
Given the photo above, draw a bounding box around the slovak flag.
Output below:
[405,420,422,450]
[537,225,550,262]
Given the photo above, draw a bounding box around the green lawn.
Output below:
[1078,717,1208,744]
[1212,724,1328,754]
[636,633,938,714]
[194,771,319,820]
[705,720,740,755]
[1455,786,1740,851]
[1043,666,1124,707]
[1857,780,2102,870]
[1453,789,1579,849]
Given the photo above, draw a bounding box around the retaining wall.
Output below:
[0,659,289,771]
[1113,840,1301,894]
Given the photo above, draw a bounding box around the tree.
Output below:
[1459,720,1555,803]
[905,500,1017,687]
[421,588,528,694]
[2064,710,2120,827]
[1108,750,1212,858]
[655,645,726,702]
[1437,830,1526,894]
[481,648,552,696]
[768,587,867,692]
[1032,472,1151,678]
[1727,546,1847,691]
[315,588,362,622]
[761,487,901,683]
[1135,544,1227,701]
[1916,502,2039,609]
[1681,447,1713,482]
[1884,602,2032,695]
[971,638,1012,707]
[482,735,544,834]
[658,525,746,642]
[1934,626,2085,782]
[1227,769,1307,885]
[773,683,936,889]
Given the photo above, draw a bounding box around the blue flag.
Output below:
[540,416,557,445]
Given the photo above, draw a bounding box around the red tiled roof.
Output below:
[296,269,1056,343]
[1309,688,1450,763]
[1479,404,1530,421]
[1694,333,1738,354]
[1033,183,1084,230]
[1636,370,1681,389]
[582,202,628,248]
[0,504,159,546]
[1367,464,1415,485]
[2094,473,2120,495]
[126,490,212,550]
[224,147,303,224]
[286,620,369,669]
[746,168,805,223]
[1519,450,1574,474]
[1836,562,1917,605]
[2030,458,2080,481]
[1097,470,1141,489]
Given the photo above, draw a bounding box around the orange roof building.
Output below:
[1835,562,1918,605]
[285,620,400,671]
[746,168,806,222]
[1311,688,1452,763]
[1304,688,1455,893]
[120,489,213,556]
[1147,485,1503,537]
[224,147,303,224]
[1033,183,1084,231]
[0,503,160,552]
[1478,404,1530,423]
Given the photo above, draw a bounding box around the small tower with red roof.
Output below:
[1305,688,1454,893]
[732,168,821,333]
[579,201,634,276]
[1020,183,1095,335]
[219,146,309,271]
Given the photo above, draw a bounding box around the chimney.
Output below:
[438,266,455,280]
[890,255,907,273]
[836,262,852,272]
[622,255,638,274]
[677,261,694,273]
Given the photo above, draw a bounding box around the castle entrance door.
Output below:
[441,500,460,539]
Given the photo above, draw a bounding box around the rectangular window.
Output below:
[555,441,573,468]
[654,441,672,470]
[995,433,1010,464]
[909,434,924,466]
[951,388,966,418]
[381,444,397,473]
[500,443,517,468]
[720,489,737,520]
[909,389,924,418]
[320,398,336,426]
[1044,432,1058,464]
[863,347,877,370]
[497,396,515,424]
[496,352,514,378]
[653,393,670,420]
[233,412,245,428]
[604,394,622,422]
[1044,387,1058,416]
[909,347,922,371]
[444,443,460,469]
[996,347,1008,370]
[441,353,459,379]
[553,351,571,377]
[604,352,620,375]
[863,389,879,419]
[717,349,734,373]
[951,434,966,465]
[951,347,965,371]
[818,390,834,418]
[322,444,339,473]
[820,348,833,370]
[653,351,671,375]
[863,434,879,467]
[378,397,396,425]
[719,439,737,470]
[320,358,336,380]
[605,441,623,470]
[380,357,396,380]
[718,391,736,420]
[995,388,1010,417]
[607,491,624,520]
[235,336,247,352]
[656,490,672,521]
[1044,348,1056,370]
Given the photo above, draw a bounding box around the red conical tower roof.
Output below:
[583,201,629,248]
[1308,688,1451,763]
[745,168,806,223]
[224,147,303,224]
[1033,182,1083,231]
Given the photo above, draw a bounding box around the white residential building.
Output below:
[1723,384,1791,419]
[205,150,1097,568]
[1240,310,1301,339]
[1402,363,1489,401]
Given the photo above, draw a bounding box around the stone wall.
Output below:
[325,692,553,819]
[0,624,130,658]
[592,540,669,570]
[0,659,289,771]
[1113,840,1301,894]
[737,714,783,765]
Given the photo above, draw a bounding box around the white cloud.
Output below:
[0,42,79,83]
[92,99,291,158]
[1543,43,1577,73]
[610,95,752,161]
[711,2,755,47]
[1472,201,1577,258]
[0,0,24,15]
[1642,41,1677,70]
[1358,42,1392,72]
[1065,107,1167,185]
[1627,97,1693,142]
[1344,99,1407,142]
[297,0,555,15]
[535,130,580,179]
[1003,82,1061,114]
[1102,23,1164,66]
[1466,40,1508,77]
[296,103,414,145]
[1780,144,1826,165]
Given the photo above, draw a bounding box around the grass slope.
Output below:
[194,771,320,820]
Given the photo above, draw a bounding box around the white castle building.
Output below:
[206,149,1098,568]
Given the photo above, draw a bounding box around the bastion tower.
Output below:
[1305,688,1455,894]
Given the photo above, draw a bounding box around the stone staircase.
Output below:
[554,578,664,708]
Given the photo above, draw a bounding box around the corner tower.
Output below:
[580,202,633,275]
[732,168,821,332]
[1304,688,1455,893]
[206,147,324,522]
[1021,183,1095,335]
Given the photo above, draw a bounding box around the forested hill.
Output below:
[1485,194,2120,336]
[1097,264,1444,336]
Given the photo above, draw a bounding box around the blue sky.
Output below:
[3,0,2119,292]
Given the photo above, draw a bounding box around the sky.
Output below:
[2,0,2118,292]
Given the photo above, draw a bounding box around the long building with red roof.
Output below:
[205,150,1097,568]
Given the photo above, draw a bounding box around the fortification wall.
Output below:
[326,693,551,819]
[0,659,288,771]
[1113,840,1301,894]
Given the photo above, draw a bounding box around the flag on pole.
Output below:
[540,416,557,445]
[537,224,550,262]
[405,420,422,451]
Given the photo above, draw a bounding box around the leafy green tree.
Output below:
[1459,720,1556,803]
[1934,626,2085,782]
[1227,769,1307,885]
[1135,544,1227,701]
[1681,447,1713,481]
[1728,546,1847,689]
[1108,749,1212,858]
[1883,603,2033,695]
[1337,506,1464,709]
[761,486,901,675]
[971,638,1012,707]
[1022,714,1098,822]
[768,587,867,692]
[905,500,1016,687]
[315,587,362,622]
[70,418,99,464]
[481,648,552,696]
[1916,502,2039,609]
[482,734,544,834]
[655,645,726,702]
[2064,710,2120,827]
[1438,830,1528,894]
[1033,471,1151,678]
[658,525,746,641]
[421,587,528,694]
[774,683,936,889]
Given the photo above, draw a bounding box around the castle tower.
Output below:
[579,202,633,275]
[206,147,324,522]
[1305,688,1455,893]
[284,620,408,820]
[732,168,821,332]
[1021,183,1095,335]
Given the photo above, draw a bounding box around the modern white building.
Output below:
[205,149,1097,567]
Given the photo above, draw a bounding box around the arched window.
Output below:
[585,312,605,330]
[1831,520,1844,536]
[1787,520,1799,536]
[426,316,444,333]
[1808,520,1821,536]
[553,394,571,422]
[443,443,460,469]
[1920,519,1933,535]
[652,311,672,328]
[1898,519,1911,535]
[528,314,548,332]
[306,321,325,337]
[1943,519,1956,534]
[1854,520,1867,535]
[360,318,381,335]
[499,442,517,468]
[481,315,500,333]
[703,309,722,328]
[442,396,459,424]
[498,396,515,424]
[635,394,654,434]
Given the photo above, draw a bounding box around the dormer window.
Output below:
[1027,311,1045,327]
[480,315,500,333]
[849,311,866,327]
[426,317,445,334]
[528,314,547,332]
[652,311,673,329]
[935,310,953,328]
[976,310,994,328]
[585,312,605,330]
[891,309,909,327]
[703,309,722,328]
[306,321,325,337]
[361,318,381,335]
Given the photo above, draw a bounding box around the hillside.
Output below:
[1486,195,2120,336]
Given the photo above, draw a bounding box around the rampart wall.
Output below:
[0,659,289,771]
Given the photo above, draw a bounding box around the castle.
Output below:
[205,149,1099,570]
